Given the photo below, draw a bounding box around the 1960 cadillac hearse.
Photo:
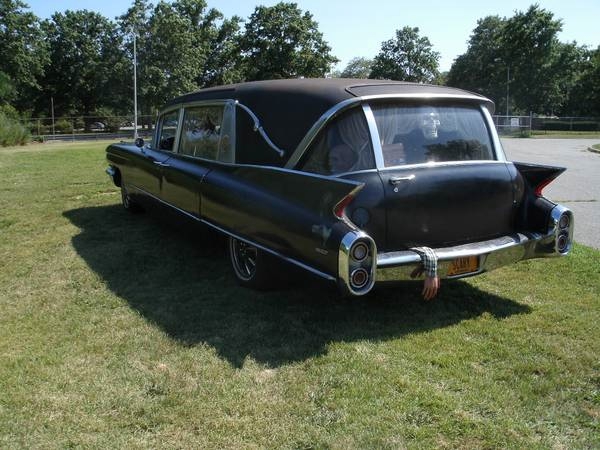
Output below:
[106,78,573,296]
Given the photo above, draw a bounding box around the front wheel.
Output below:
[228,237,274,290]
[121,186,143,213]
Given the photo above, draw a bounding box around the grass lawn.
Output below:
[1,141,599,448]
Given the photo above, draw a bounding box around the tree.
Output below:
[119,0,241,115]
[0,0,48,112]
[565,46,600,116]
[446,16,506,106]
[501,4,565,114]
[447,5,588,116]
[38,10,128,120]
[239,2,338,80]
[370,26,439,82]
[338,57,373,79]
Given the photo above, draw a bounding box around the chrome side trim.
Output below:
[235,101,285,157]
[126,184,337,282]
[204,219,336,282]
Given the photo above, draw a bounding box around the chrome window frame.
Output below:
[286,93,504,172]
[154,106,184,154]
[155,100,237,163]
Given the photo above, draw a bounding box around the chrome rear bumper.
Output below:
[376,205,573,282]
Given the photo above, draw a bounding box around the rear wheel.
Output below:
[228,237,274,290]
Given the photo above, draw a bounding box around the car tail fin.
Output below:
[514,162,566,197]
[333,185,363,221]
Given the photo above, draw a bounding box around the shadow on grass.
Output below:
[64,204,531,368]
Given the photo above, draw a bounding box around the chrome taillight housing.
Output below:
[339,232,377,296]
[551,206,574,255]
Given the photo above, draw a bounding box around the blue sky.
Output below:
[25,0,599,72]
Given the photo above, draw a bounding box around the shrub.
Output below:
[0,112,29,146]
[54,119,74,134]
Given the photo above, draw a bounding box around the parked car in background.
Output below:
[106,78,573,296]
[90,122,105,131]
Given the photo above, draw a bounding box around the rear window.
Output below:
[371,104,493,167]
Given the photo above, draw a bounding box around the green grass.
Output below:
[1,141,599,448]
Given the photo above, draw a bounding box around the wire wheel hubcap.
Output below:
[230,238,257,281]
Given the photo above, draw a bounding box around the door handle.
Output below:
[153,161,170,167]
[389,174,415,185]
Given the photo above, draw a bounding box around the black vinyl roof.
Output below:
[165,78,493,156]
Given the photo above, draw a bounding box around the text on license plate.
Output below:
[447,256,479,277]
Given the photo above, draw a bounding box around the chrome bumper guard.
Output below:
[376,205,573,282]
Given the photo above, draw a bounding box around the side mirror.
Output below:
[134,137,144,148]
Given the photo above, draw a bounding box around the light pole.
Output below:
[505,65,510,118]
[133,32,138,140]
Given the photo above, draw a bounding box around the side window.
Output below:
[299,107,375,175]
[158,110,179,151]
[179,103,234,162]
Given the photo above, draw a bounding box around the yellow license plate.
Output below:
[447,256,479,277]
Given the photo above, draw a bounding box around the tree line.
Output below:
[1,0,598,143]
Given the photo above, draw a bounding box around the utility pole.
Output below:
[506,66,510,118]
[51,96,55,136]
[133,32,138,140]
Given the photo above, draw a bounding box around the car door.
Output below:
[125,109,180,199]
[160,102,234,217]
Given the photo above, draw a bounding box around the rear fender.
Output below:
[201,165,366,279]
[513,162,566,232]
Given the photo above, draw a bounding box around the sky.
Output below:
[23,0,600,72]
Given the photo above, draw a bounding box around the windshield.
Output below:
[371,103,494,167]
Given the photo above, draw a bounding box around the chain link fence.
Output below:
[23,115,156,141]
[493,114,600,136]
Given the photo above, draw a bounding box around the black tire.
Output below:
[228,237,275,290]
[121,186,143,213]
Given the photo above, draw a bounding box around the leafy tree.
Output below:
[0,71,16,105]
[120,0,241,114]
[117,0,153,121]
[501,4,564,114]
[566,46,600,116]
[239,2,338,80]
[338,57,373,79]
[370,26,439,82]
[447,5,588,116]
[38,10,128,122]
[446,16,506,106]
[0,0,48,112]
